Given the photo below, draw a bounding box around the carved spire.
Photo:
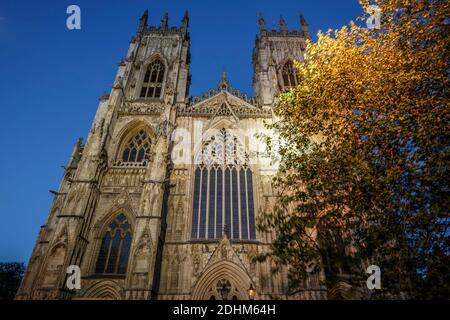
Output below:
[300,14,311,40]
[181,10,189,35]
[258,13,266,33]
[218,68,230,90]
[161,13,168,30]
[182,10,189,28]
[279,15,286,33]
[67,137,83,169]
[137,9,148,34]
[300,13,307,26]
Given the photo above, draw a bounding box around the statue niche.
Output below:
[41,244,67,288]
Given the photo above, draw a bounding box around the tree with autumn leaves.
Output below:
[258,0,449,299]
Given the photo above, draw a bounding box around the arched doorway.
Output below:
[191,261,254,300]
[80,280,123,300]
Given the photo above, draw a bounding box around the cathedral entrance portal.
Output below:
[191,261,253,300]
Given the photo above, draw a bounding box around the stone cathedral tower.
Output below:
[17,11,325,300]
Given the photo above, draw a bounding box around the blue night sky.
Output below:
[0,0,362,263]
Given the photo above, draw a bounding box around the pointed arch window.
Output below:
[116,130,151,167]
[281,61,298,89]
[191,129,256,241]
[95,214,132,275]
[140,59,165,98]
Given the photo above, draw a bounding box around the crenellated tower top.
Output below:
[252,14,310,106]
[111,10,191,104]
[133,10,189,40]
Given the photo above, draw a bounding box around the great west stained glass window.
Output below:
[191,129,256,241]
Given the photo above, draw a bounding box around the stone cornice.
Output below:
[119,100,163,116]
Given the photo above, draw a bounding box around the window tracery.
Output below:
[140,59,165,99]
[281,60,298,89]
[116,130,151,167]
[191,129,256,241]
[95,214,132,275]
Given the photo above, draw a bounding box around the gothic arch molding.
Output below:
[131,226,154,258]
[39,242,68,288]
[81,280,123,300]
[111,120,156,166]
[89,207,135,274]
[277,58,300,90]
[137,53,169,99]
[193,124,249,166]
[94,205,135,237]
[191,260,253,300]
[128,225,154,274]
[143,52,169,70]
[203,116,238,135]
[276,57,298,72]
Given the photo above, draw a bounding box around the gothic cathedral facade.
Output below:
[17,11,326,300]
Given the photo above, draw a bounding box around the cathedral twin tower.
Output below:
[17,10,324,300]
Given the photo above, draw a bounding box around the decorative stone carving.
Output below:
[113,188,134,208]
[133,228,153,273]
[19,12,323,301]
[178,90,271,118]
[41,243,67,288]
[120,101,163,115]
